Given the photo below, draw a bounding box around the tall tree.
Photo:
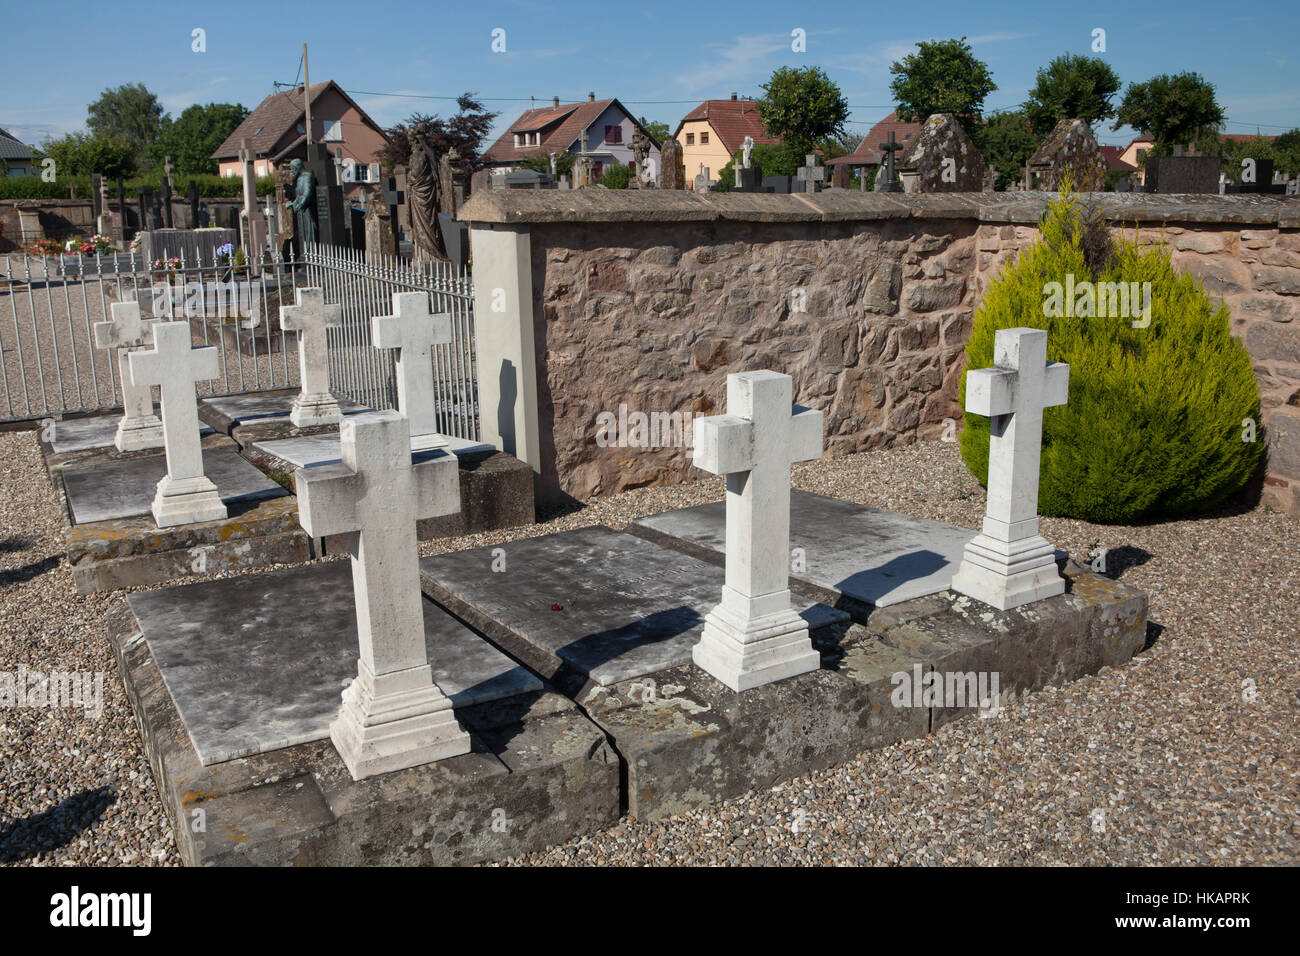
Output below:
[889,38,996,125]
[1113,72,1224,150]
[1023,54,1121,135]
[639,119,671,146]
[86,83,165,170]
[757,66,849,157]
[970,110,1042,189]
[378,94,499,172]
[41,131,136,179]
[152,102,249,175]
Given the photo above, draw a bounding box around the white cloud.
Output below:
[675,32,795,92]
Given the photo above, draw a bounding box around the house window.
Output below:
[323,120,343,142]
[604,125,622,144]
[700,131,709,144]
[686,133,694,145]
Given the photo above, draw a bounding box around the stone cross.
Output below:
[694,163,711,194]
[295,410,468,780]
[94,302,164,452]
[280,287,343,426]
[127,322,226,527]
[690,370,823,691]
[796,154,825,193]
[372,291,452,449]
[950,328,1069,610]
[877,131,903,192]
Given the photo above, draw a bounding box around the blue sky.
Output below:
[4,0,1296,150]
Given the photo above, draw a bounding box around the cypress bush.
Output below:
[959,185,1263,523]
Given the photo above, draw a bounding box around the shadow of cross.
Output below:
[690,370,824,691]
[280,287,343,427]
[295,409,468,780]
[127,322,226,527]
[372,291,453,450]
[94,301,163,450]
[952,327,1070,610]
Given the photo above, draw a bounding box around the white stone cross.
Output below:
[127,321,227,527]
[372,291,452,450]
[281,287,344,426]
[94,301,163,451]
[690,370,823,691]
[950,327,1069,609]
[295,410,468,780]
[796,154,825,193]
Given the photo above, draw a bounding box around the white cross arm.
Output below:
[281,300,342,332]
[790,405,824,463]
[94,316,155,350]
[295,465,361,539]
[693,415,753,476]
[1043,361,1070,408]
[127,342,220,389]
[965,367,1015,417]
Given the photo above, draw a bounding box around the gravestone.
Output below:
[90,173,103,223]
[734,136,759,191]
[796,154,825,194]
[694,163,712,194]
[93,302,164,451]
[661,137,685,189]
[295,410,469,779]
[690,370,824,691]
[1144,150,1221,194]
[186,180,199,230]
[280,287,344,426]
[162,157,175,229]
[372,291,452,449]
[831,162,850,189]
[875,131,904,192]
[437,212,469,271]
[304,143,347,246]
[762,175,792,194]
[1225,157,1288,194]
[1024,118,1107,191]
[363,183,395,257]
[126,322,227,527]
[897,113,985,193]
[950,327,1069,609]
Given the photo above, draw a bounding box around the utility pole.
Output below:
[303,42,313,145]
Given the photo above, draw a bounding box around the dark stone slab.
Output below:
[198,389,369,436]
[61,446,288,524]
[108,600,619,866]
[127,560,542,765]
[630,490,977,613]
[49,413,212,454]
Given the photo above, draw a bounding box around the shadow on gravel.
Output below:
[0,555,60,585]
[1142,621,1165,652]
[1099,545,1153,579]
[0,786,116,863]
[0,536,32,554]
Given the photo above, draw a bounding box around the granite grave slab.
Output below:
[198,389,370,448]
[251,432,495,469]
[631,490,978,615]
[49,413,213,456]
[418,526,850,694]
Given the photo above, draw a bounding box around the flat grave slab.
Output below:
[49,414,214,455]
[110,563,618,865]
[61,445,287,524]
[631,490,979,613]
[198,389,370,433]
[419,525,851,694]
[251,432,496,469]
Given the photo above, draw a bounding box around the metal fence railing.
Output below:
[0,245,478,441]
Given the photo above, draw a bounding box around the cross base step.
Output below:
[114,415,164,452]
[692,604,820,692]
[950,533,1065,610]
[151,475,228,527]
[289,394,343,427]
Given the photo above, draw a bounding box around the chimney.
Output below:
[553,96,559,109]
[588,91,595,102]
[731,92,738,101]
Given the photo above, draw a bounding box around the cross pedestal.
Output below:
[295,410,468,780]
[691,371,824,691]
[94,302,163,451]
[127,322,227,527]
[281,287,344,427]
[951,327,1069,609]
[372,292,452,450]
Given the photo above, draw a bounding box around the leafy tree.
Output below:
[151,103,248,176]
[640,119,671,145]
[1272,128,1300,176]
[823,131,865,159]
[378,94,499,172]
[889,38,996,125]
[520,149,574,179]
[1113,72,1224,150]
[757,66,848,158]
[599,161,631,189]
[1023,54,1121,135]
[970,110,1041,189]
[40,131,136,180]
[713,141,804,191]
[86,83,164,170]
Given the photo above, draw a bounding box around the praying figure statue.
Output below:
[287,158,318,248]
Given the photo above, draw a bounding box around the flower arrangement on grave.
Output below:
[152,256,181,283]
[959,179,1263,522]
[63,234,115,255]
[129,233,143,253]
[23,238,65,256]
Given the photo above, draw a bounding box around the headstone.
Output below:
[162,157,175,229]
[763,175,792,194]
[372,291,452,450]
[280,287,344,426]
[1144,153,1221,194]
[238,138,267,270]
[1225,157,1287,194]
[304,143,347,246]
[90,173,104,222]
[831,162,850,189]
[661,137,685,190]
[690,370,824,691]
[197,201,210,229]
[950,328,1069,609]
[126,322,227,527]
[116,178,128,241]
[294,410,469,780]
[1025,118,1107,191]
[796,154,825,193]
[363,184,395,258]
[694,163,712,193]
[897,113,985,193]
[875,131,904,192]
[436,212,469,271]
[93,302,164,451]
[187,180,199,230]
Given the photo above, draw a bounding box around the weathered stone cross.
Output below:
[877,131,903,192]
[94,301,163,451]
[295,410,468,780]
[127,322,226,527]
[281,287,344,426]
[950,327,1069,609]
[372,291,452,449]
[796,154,825,193]
[690,370,824,691]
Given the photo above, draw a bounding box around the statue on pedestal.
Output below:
[408,122,446,263]
[287,158,318,248]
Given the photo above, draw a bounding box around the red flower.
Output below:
[550,603,562,611]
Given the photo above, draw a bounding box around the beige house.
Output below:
[1118,134,1155,185]
[674,95,779,188]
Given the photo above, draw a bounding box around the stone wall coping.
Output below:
[459,189,1300,229]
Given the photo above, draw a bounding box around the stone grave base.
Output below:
[107,562,619,865]
[38,411,215,476]
[198,389,370,449]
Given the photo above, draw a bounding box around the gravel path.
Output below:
[1,428,1296,866]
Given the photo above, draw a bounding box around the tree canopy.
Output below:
[86,83,165,170]
[151,102,249,176]
[970,110,1042,190]
[40,131,136,180]
[889,38,996,124]
[1023,54,1122,135]
[1114,72,1225,150]
[757,66,849,157]
[378,94,499,172]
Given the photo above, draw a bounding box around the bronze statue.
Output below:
[407,123,446,263]
[287,158,318,247]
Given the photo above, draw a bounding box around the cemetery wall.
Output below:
[0,197,246,250]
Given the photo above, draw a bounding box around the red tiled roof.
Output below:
[210,81,387,160]
[827,112,923,165]
[674,100,780,154]
[1221,132,1280,144]
[482,99,648,164]
[1099,145,1136,172]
